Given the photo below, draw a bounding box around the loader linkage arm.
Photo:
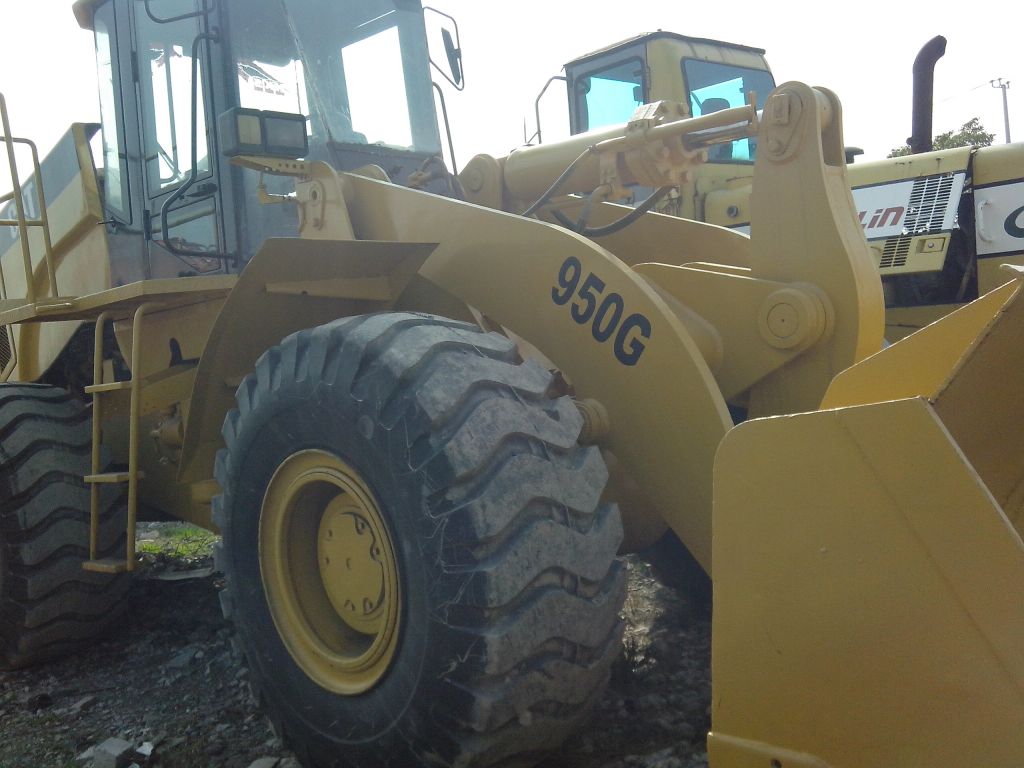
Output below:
[460,96,760,212]
[462,82,884,417]
[238,81,886,572]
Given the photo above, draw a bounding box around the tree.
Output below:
[888,117,995,157]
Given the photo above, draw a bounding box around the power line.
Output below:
[934,81,990,104]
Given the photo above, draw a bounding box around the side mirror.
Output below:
[424,6,464,91]
[442,28,462,87]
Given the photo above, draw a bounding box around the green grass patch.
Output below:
[137,524,217,560]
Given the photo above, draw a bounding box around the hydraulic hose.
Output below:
[521,146,596,218]
[549,186,672,237]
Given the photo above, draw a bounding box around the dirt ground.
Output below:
[0,526,711,768]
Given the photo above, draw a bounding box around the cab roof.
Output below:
[565,31,767,69]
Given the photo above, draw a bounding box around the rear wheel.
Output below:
[215,313,626,767]
[0,384,130,669]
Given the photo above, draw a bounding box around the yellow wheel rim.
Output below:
[259,449,401,694]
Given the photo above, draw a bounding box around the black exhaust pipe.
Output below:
[907,35,947,154]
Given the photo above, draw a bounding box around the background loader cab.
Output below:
[561,32,775,221]
[69,0,452,281]
[566,32,774,154]
[554,31,1024,339]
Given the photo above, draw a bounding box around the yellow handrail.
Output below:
[0,92,59,302]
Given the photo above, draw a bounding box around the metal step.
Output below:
[82,558,131,574]
[85,471,145,484]
[84,380,132,394]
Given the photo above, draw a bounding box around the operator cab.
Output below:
[73,0,453,283]
[564,31,775,163]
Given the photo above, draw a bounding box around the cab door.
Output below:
[131,0,225,277]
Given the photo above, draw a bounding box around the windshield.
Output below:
[227,0,440,154]
[682,59,775,162]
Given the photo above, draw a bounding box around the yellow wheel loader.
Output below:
[0,1,1022,767]
[544,31,1024,340]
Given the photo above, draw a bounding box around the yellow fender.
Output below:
[178,238,433,484]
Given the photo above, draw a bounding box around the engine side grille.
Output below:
[904,174,955,234]
[879,235,913,269]
[878,174,956,266]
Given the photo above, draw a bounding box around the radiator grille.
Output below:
[879,235,913,269]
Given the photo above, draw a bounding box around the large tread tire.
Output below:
[214,313,626,768]
[0,384,130,669]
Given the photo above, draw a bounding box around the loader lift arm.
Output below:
[302,81,883,566]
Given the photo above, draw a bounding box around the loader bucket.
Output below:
[708,272,1024,767]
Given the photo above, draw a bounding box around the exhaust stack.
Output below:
[907,35,947,154]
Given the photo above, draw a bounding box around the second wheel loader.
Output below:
[537,30,1024,341]
[0,1,1022,766]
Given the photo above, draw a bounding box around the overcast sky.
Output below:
[1,0,1019,171]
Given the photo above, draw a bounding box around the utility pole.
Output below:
[991,78,1011,143]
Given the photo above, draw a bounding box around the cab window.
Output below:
[135,0,210,197]
[682,59,775,161]
[93,2,130,219]
[574,57,645,132]
[341,25,413,148]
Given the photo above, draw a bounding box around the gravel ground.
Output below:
[0,526,711,768]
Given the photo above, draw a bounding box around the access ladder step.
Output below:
[85,380,132,393]
[82,558,131,574]
[85,471,145,484]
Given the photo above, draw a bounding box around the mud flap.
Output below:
[709,272,1024,767]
